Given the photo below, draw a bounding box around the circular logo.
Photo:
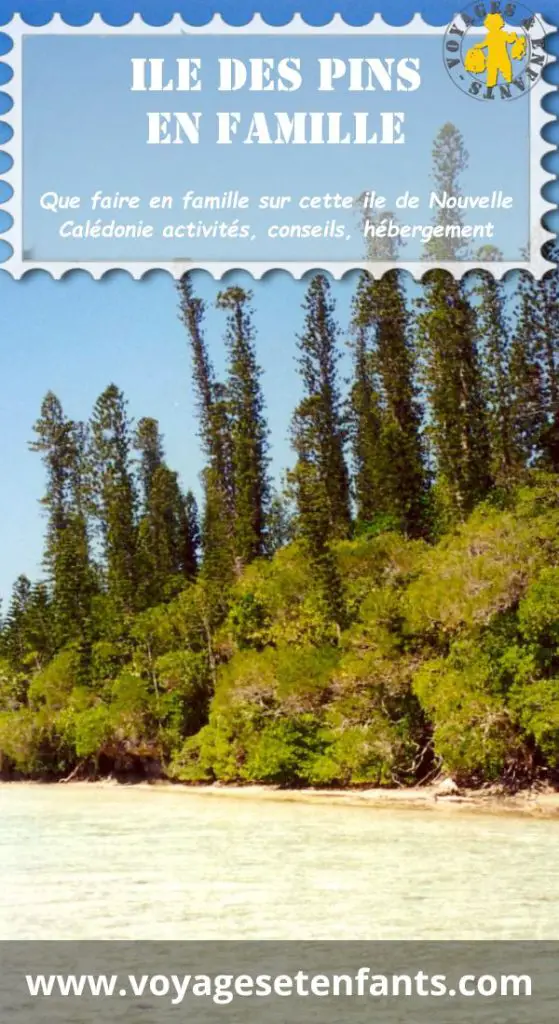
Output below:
[444,1,548,101]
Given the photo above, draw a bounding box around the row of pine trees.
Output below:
[1,123,558,682]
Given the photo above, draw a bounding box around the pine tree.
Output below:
[347,313,384,526]
[291,274,351,541]
[136,465,187,604]
[352,271,428,537]
[542,268,559,419]
[198,470,236,585]
[134,418,200,605]
[472,266,517,480]
[1,575,53,672]
[267,490,295,553]
[539,263,559,470]
[177,276,234,510]
[29,393,95,647]
[218,286,270,565]
[2,575,32,669]
[177,276,217,458]
[418,272,492,520]
[135,417,165,508]
[508,273,548,467]
[178,277,235,578]
[21,582,54,670]
[352,222,398,530]
[179,490,200,578]
[419,124,492,519]
[290,456,347,633]
[89,384,138,614]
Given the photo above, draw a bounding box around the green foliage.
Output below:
[517,568,559,646]
[242,717,325,785]
[218,286,271,565]
[59,694,113,761]
[228,592,271,651]
[413,643,520,782]
[347,312,385,528]
[351,271,428,538]
[508,274,548,467]
[472,270,518,481]
[418,271,492,520]
[3,472,559,786]
[0,708,67,777]
[29,395,95,649]
[288,459,348,632]
[404,495,559,636]
[28,646,82,711]
[136,464,197,607]
[290,274,351,543]
[509,679,559,767]
[89,384,138,613]
[308,721,406,787]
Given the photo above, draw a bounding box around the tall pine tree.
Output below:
[419,125,492,520]
[508,273,548,467]
[418,272,492,520]
[134,419,200,605]
[352,271,428,537]
[347,311,384,526]
[179,490,200,579]
[89,385,138,614]
[472,265,518,480]
[218,286,270,565]
[290,456,347,634]
[542,267,559,419]
[2,575,33,671]
[540,261,559,469]
[178,277,235,581]
[177,277,234,508]
[135,417,165,507]
[291,274,351,541]
[30,393,95,648]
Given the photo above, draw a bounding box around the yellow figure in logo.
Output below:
[464,12,527,87]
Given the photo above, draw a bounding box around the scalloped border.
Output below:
[0,12,554,279]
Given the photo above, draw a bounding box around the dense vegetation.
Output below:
[1,124,559,788]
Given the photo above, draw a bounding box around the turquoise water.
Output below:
[1,785,558,939]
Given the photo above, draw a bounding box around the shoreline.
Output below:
[2,778,559,819]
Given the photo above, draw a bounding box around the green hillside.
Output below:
[2,475,559,787]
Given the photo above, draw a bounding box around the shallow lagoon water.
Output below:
[2,785,559,939]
